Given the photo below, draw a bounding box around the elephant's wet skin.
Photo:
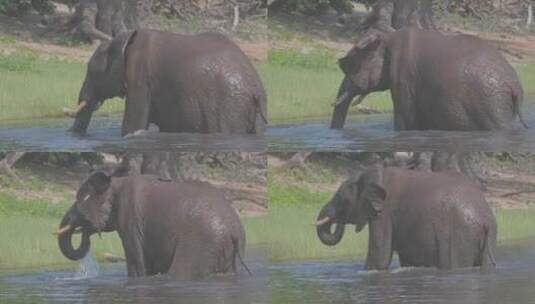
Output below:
[56,173,249,279]
[316,164,497,270]
[66,29,267,137]
[332,26,527,131]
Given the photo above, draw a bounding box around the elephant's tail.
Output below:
[512,87,529,129]
[480,226,497,271]
[232,236,252,275]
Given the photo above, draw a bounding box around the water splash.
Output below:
[55,251,100,281]
[74,251,100,279]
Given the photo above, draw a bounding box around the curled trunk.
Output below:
[57,208,91,261]
[316,205,345,246]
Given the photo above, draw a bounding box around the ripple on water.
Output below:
[268,240,535,304]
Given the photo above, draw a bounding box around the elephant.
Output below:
[331,26,527,131]
[315,164,497,270]
[56,172,250,279]
[64,29,267,136]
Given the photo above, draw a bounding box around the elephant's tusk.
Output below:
[351,94,367,107]
[332,92,350,107]
[54,225,72,236]
[62,101,87,118]
[314,217,331,226]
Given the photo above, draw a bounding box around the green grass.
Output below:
[0,190,267,270]
[517,63,535,97]
[0,53,123,122]
[267,179,535,262]
[266,48,535,124]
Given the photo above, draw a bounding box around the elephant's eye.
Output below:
[83,194,91,201]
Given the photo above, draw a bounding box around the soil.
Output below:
[270,9,535,64]
[268,154,535,210]
[1,155,267,217]
[0,11,267,63]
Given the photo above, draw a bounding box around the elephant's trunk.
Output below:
[316,205,345,246]
[331,77,358,129]
[69,100,101,135]
[57,207,91,261]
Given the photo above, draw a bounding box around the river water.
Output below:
[0,102,534,152]
[0,250,267,304]
[269,239,535,304]
[0,116,266,152]
[268,102,535,152]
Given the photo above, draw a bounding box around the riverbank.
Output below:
[267,9,535,124]
[266,153,535,262]
[0,36,268,122]
[0,157,267,270]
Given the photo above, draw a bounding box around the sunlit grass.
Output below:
[265,48,535,124]
[0,54,123,122]
[267,178,535,262]
[0,190,267,270]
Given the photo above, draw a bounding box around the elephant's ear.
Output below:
[77,172,113,231]
[364,183,386,214]
[106,30,137,68]
[362,163,387,216]
[338,32,381,76]
[87,172,111,194]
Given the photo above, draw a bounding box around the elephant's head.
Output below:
[331,28,393,129]
[56,172,115,260]
[316,164,386,246]
[66,31,137,135]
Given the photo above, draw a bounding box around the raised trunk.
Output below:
[57,208,91,261]
[316,205,345,246]
[330,77,358,129]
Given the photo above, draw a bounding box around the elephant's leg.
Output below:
[436,237,457,270]
[121,82,151,137]
[365,219,393,271]
[120,235,148,277]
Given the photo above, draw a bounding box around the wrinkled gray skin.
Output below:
[71,29,267,136]
[316,164,497,270]
[332,27,527,130]
[58,173,247,279]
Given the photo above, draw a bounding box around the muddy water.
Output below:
[269,240,535,304]
[267,101,535,152]
[0,116,266,152]
[0,250,267,304]
[1,102,535,152]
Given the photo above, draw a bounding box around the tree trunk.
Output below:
[62,0,147,42]
[528,3,533,28]
[363,0,437,31]
[0,152,26,181]
[113,152,178,180]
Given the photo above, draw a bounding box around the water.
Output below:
[268,108,535,152]
[0,250,267,304]
[0,116,266,152]
[269,240,535,304]
[1,101,534,152]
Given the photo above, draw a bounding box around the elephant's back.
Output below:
[140,30,264,134]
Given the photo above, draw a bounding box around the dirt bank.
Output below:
[269,153,535,210]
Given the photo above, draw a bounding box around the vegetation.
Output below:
[0,160,267,270]
[0,50,123,122]
[266,47,535,124]
[267,156,535,262]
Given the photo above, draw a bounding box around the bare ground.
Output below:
[270,10,535,64]
[0,12,267,63]
[268,154,535,210]
[0,156,267,217]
